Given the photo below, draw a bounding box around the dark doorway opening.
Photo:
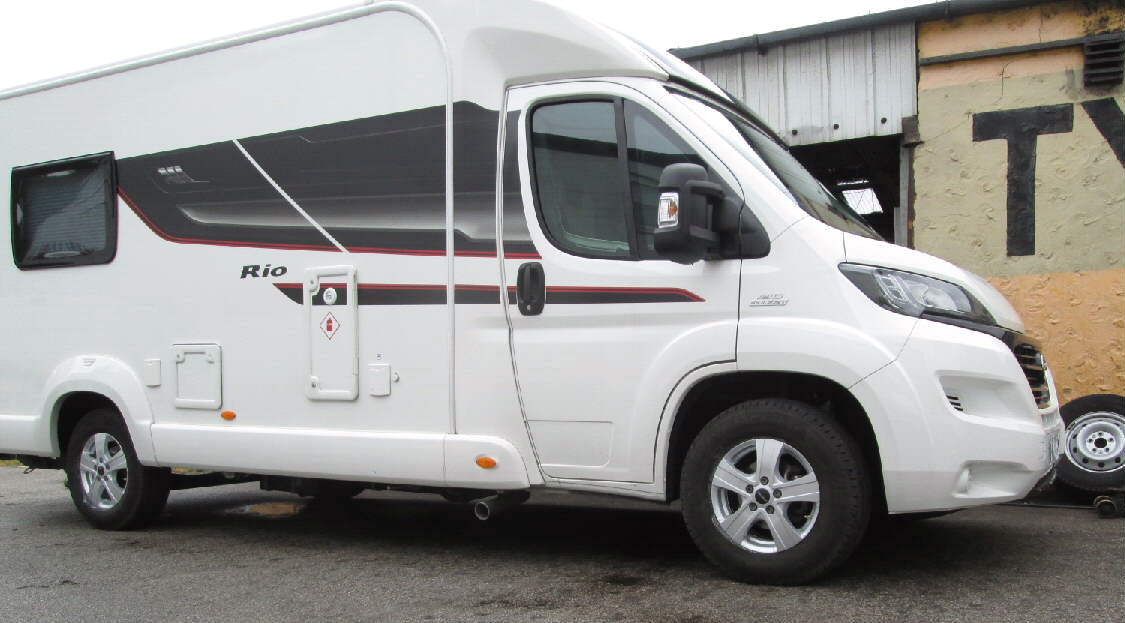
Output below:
[790,134,902,242]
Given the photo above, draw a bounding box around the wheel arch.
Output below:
[41,356,157,463]
[661,370,886,512]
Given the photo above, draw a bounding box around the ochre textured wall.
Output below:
[918,1,1124,58]
[915,0,1125,399]
[989,269,1125,402]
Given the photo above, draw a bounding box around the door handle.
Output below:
[516,262,545,316]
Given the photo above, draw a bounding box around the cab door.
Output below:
[504,82,743,483]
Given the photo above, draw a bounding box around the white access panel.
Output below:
[367,363,392,397]
[305,266,358,401]
[172,344,222,409]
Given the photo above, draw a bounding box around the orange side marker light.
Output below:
[476,456,497,469]
[221,411,237,421]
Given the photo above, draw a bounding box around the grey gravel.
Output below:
[1,466,1121,622]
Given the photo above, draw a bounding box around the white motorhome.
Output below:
[0,0,1063,584]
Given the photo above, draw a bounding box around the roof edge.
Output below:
[670,0,1063,60]
[0,2,376,102]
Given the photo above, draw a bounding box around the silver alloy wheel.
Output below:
[709,437,820,554]
[78,432,129,510]
[1065,411,1125,473]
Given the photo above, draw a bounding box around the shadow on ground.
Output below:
[112,486,1065,587]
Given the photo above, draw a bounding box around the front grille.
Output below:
[1013,343,1050,408]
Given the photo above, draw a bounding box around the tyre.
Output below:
[1058,394,1125,493]
[680,399,870,585]
[63,408,170,530]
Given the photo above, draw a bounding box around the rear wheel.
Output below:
[64,408,170,530]
[680,399,870,585]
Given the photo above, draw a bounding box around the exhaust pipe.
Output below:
[472,490,530,521]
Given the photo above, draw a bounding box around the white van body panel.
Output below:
[0,355,156,461]
[737,218,919,387]
[0,0,1059,517]
[856,318,1061,512]
[0,2,549,488]
[504,80,742,483]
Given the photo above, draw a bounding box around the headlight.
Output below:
[839,263,995,326]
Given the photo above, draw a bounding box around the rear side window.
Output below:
[11,152,116,269]
[530,101,631,259]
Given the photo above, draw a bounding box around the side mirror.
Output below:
[653,163,721,264]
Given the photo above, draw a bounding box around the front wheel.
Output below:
[680,399,870,585]
[64,408,170,530]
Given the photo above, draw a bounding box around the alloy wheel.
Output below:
[708,437,820,554]
[78,432,129,510]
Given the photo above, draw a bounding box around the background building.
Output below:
[674,0,1124,403]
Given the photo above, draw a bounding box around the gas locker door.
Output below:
[505,82,742,483]
[305,265,358,400]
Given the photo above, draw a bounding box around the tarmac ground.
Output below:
[1,465,1121,622]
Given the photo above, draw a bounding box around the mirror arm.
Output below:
[686,180,723,200]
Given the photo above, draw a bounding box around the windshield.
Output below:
[674,92,881,240]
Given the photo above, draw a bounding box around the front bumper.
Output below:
[852,318,1063,513]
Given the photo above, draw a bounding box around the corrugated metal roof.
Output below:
[671,0,1060,60]
[688,22,916,145]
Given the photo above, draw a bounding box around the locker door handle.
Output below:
[516,262,545,316]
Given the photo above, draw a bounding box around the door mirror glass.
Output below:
[653,163,721,264]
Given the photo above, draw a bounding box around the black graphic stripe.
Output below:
[273,283,704,305]
[274,284,304,304]
[118,101,541,259]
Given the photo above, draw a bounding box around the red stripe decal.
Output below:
[545,286,705,302]
[274,282,702,303]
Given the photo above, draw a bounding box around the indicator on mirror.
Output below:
[658,192,680,228]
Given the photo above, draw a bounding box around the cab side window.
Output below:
[530,101,630,259]
[11,152,116,269]
[528,98,709,260]
[624,101,707,259]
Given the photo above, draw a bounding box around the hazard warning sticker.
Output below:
[320,312,341,340]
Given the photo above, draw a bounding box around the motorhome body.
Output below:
[0,0,1063,584]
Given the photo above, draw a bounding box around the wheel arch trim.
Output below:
[40,356,157,463]
[653,364,892,503]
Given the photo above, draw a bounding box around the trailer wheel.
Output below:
[63,408,170,530]
[1058,394,1125,493]
[680,399,870,585]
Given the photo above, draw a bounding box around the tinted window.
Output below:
[625,102,707,258]
[530,101,630,258]
[11,153,116,269]
[117,103,533,258]
[674,93,880,240]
